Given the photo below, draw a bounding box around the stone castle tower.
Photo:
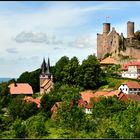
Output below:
[96,21,140,60]
[40,58,53,95]
[127,21,135,38]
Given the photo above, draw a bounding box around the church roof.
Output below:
[40,57,51,75]
[46,57,50,74]
[41,58,47,74]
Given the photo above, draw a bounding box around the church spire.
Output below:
[41,58,47,74]
[46,57,50,74]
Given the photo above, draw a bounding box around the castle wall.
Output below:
[120,47,140,59]
[97,28,120,59]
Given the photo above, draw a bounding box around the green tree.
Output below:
[56,102,86,137]
[40,93,59,116]
[17,69,41,93]
[62,57,79,85]
[0,82,11,108]
[8,95,38,120]
[53,56,69,83]
[135,30,140,41]
[92,96,127,119]
[11,118,26,138]
[59,85,81,103]
[77,55,105,89]
[26,114,47,138]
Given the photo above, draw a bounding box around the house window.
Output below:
[134,89,137,91]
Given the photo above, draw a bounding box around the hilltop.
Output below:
[97,21,140,63]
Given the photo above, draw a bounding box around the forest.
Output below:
[0,54,140,138]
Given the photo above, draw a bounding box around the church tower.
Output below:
[40,57,54,95]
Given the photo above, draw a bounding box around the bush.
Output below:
[11,118,27,138]
[26,114,48,138]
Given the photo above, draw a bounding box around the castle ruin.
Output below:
[97,21,140,61]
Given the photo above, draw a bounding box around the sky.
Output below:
[1,1,140,78]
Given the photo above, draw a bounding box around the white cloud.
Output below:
[15,31,63,45]
[6,48,18,54]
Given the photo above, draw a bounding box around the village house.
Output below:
[80,91,95,114]
[118,81,140,94]
[8,83,33,96]
[121,62,140,79]
[79,90,123,114]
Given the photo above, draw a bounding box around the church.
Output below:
[40,58,54,95]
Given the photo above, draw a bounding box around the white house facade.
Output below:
[84,108,92,114]
[121,62,140,79]
[118,81,140,94]
[122,66,140,79]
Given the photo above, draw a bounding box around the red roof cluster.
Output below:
[122,61,140,70]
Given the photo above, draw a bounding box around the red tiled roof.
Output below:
[80,91,95,103]
[93,91,109,97]
[126,94,140,102]
[24,96,41,108]
[8,83,33,95]
[104,90,121,97]
[121,61,140,70]
[78,99,92,109]
[123,81,140,89]
[100,57,117,65]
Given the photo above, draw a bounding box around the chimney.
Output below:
[14,81,17,87]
